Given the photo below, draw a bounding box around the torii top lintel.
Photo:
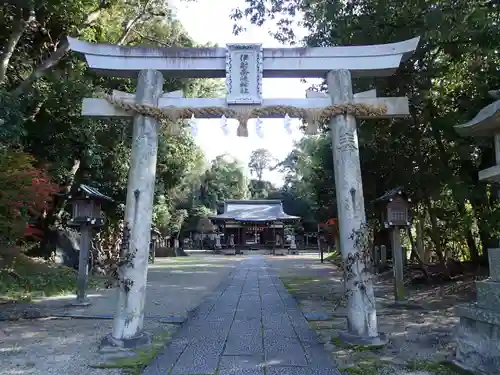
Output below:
[67,37,420,79]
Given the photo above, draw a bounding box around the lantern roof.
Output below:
[373,187,410,203]
[454,94,500,137]
[69,184,114,202]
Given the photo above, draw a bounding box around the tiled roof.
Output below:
[211,200,299,222]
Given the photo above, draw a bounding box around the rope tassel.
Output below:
[189,114,197,137]
[220,115,229,136]
[283,114,292,135]
[255,117,264,138]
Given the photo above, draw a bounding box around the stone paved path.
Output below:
[143,256,340,375]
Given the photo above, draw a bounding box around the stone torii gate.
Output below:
[67,36,419,350]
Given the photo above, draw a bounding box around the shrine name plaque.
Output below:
[225,44,263,105]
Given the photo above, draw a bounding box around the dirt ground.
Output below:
[265,254,476,375]
[0,254,242,375]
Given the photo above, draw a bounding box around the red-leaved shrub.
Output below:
[0,148,59,244]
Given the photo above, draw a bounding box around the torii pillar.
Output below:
[103,69,164,350]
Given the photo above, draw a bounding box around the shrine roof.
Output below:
[211,200,299,222]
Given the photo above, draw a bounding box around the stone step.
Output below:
[475,279,500,310]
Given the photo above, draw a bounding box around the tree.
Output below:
[248,148,276,182]
[0,0,226,260]
[248,179,276,199]
[233,0,500,269]
[199,154,249,210]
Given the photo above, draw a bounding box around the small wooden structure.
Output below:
[66,184,113,305]
[374,187,411,229]
[67,184,113,228]
[374,188,411,302]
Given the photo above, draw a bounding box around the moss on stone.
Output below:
[406,360,471,375]
[92,329,174,375]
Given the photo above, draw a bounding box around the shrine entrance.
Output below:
[68,36,419,347]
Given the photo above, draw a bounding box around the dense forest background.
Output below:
[0,0,499,275]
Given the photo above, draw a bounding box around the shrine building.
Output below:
[210,200,300,249]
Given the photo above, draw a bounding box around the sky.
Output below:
[170,0,316,186]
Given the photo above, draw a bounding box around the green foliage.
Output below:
[0,89,25,145]
[152,195,171,235]
[0,247,102,301]
[184,204,214,232]
[199,154,249,210]
[234,0,500,264]
[0,0,229,253]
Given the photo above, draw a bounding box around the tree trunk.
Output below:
[427,203,450,278]
[12,40,70,96]
[11,1,113,95]
[0,9,34,84]
[465,230,480,263]
[415,217,426,262]
[38,159,81,257]
[407,226,430,279]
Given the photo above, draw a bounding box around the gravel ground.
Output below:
[265,254,466,375]
[0,254,242,375]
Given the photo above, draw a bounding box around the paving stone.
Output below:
[189,302,216,320]
[302,342,337,367]
[267,367,341,375]
[183,321,231,341]
[224,333,264,355]
[263,313,292,325]
[230,318,262,334]
[218,355,266,375]
[235,311,261,321]
[294,325,322,344]
[286,309,307,322]
[237,303,261,313]
[264,336,308,366]
[142,338,188,375]
[170,339,225,375]
[238,298,261,305]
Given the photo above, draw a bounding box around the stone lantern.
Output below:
[67,184,113,306]
[374,188,411,302]
[453,90,500,375]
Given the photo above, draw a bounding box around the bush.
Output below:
[0,247,102,301]
[0,148,59,244]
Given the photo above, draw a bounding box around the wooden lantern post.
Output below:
[374,188,411,302]
[149,227,160,264]
[67,184,114,306]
